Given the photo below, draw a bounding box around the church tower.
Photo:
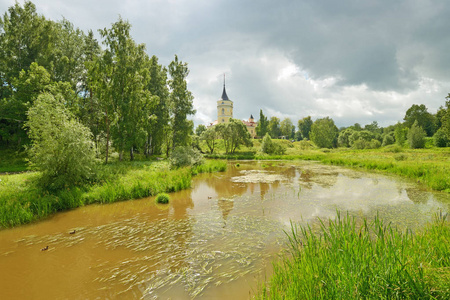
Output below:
[217,75,233,123]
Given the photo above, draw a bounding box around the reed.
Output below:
[257,212,450,299]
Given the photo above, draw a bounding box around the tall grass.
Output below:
[257,212,450,299]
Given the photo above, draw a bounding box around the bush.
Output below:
[155,193,170,204]
[26,93,97,190]
[433,128,449,147]
[260,133,286,155]
[384,144,403,153]
[169,146,204,168]
[382,134,395,146]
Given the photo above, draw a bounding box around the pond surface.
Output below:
[0,161,449,299]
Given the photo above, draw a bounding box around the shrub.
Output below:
[155,193,170,204]
[384,144,403,153]
[382,133,395,146]
[394,153,408,161]
[433,128,449,147]
[169,146,204,168]
[260,133,286,155]
[26,93,97,190]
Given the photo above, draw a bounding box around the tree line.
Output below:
[0,1,195,162]
[239,98,449,149]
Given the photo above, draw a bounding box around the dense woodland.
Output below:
[0,1,195,162]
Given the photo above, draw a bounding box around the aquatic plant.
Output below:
[155,193,170,204]
[257,212,450,300]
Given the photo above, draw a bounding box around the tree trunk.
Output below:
[130,147,134,161]
[105,110,110,164]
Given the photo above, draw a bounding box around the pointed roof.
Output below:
[220,73,230,101]
[221,85,229,100]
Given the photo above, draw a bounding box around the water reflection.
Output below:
[0,161,448,299]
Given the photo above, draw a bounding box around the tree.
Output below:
[217,119,252,154]
[404,104,436,137]
[268,116,281,138]
[337,128,354,147]
[297,116,313,140]
[441,94,450,140]
[146,55,170,155]
[168,55,196,149]
[26,93,96,189]
[255,109,269,137]
[407,120,426,149]
[89,18,152,162]
[195,124,207,136]
[280,118,295,139]
[394,122,407,146]
[260,133,286,155]
[201,126,220,154]
[310,117,338,148]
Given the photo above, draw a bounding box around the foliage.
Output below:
[310,117,338,148]
[260,133,286,155]
[433,128,449,147]
[257,212,450,300]
[381,132,395,146]
[268,116,281,138]
[255,109,269,137]
[280,118,295,139]
[408,120,426,149]
[26,93,97,190]
[201,126,220,154]
[297,116,313,140]
[169,146,204,168]
[169,55,196,149]
[155,193,170,204]
[404,104,436,137]
[217,119,253,154]
[394,122,407,146]
[195,124,207,136]
[337,128,354,147]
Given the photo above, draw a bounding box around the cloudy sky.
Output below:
[2,0,450,128]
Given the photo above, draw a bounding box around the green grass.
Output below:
[257,212,450,300]
[0,159,227,228]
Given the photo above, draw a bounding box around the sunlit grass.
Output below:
[257,212,450,300]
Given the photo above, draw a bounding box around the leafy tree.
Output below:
[169,55,196,149]
[310,117,338,148]
[394,122,407,146]
[407,120,426,149]
[255,109,269,137]
[441,95,450,140]
[404,104,436,137]
[201,126,220,154]
[337,128,354,147]
[195,124,207,136]
[298,116,313,140]
[145,55,170,155]
[348,130,374,147]
[26,93,96,189]
[217,119,252,154]
[280,118,295,139]
[169,146,204,168]
[90,18,153,161]
[268,116,281,138]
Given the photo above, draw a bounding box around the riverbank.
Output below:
[0,159,227,229]
[205,142,450,192]
[256,212,450,299]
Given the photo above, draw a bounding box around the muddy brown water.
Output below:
[0,161,449,299]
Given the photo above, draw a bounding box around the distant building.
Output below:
[209,77,257,138]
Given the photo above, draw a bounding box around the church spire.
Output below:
[221,73,229,100]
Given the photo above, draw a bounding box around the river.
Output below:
[0,161,448,299]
